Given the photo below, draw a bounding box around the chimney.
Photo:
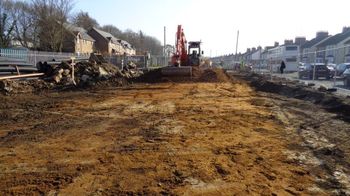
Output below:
[252,47,257,52]
[295,37,306,46]
[257,46,262,50]
[316,31,329,39]
[274,42,279,47]
[342,26,350,33]
[284,39,293,45]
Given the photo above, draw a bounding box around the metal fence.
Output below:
[0,48,170,69]
[149,55,170,67]
[0,48,90,65]
[213,45,350,93]
[104,54,170,69]
[216,44,350,72]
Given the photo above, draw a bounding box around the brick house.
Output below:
[120,40,136,55]
[62,23,95,55]
[87,27,135,55]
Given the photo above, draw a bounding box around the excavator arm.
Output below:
[172,25,188,66]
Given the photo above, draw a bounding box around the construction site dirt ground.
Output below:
[0,71,350,195]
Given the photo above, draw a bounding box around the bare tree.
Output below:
[10,1,37,48]
[122,29,162,55]
[100,24,164,54]
[72,11,99,30]
[143,35,162,55]
[1,0,162,54]
[31,0,74,52]
[101,24,123,39]
[0,0,16,47]
[100,24,163,54]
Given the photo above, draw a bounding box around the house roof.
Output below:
[301,36,329,49]
[264,46,275,51]
[243,51,253,56]
[92,27,121,45]
[63,23,95,42]
[90,27,135,50]
[317,30,350,47]
[120,40,135,49]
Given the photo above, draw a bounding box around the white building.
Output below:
[267,44,299,72]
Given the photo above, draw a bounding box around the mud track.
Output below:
[0,72,349,195]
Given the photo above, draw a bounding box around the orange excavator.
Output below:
[171,25,203,67]
[161,25,203,76]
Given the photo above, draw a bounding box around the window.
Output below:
[327,45,336,56]
[327,50,334,56]
[286,57,297,62]
[286,46,297,51]
[338,64,346,70]
[346,56,350,63]
[316,57,324,63]
[327,56,334,63]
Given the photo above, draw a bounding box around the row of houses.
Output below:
[8,22,137,56]
[55,23,136,56]
[217,26,350,70]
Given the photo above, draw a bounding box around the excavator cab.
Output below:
[188,41,202,66]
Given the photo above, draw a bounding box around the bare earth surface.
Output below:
[0,74,349,195]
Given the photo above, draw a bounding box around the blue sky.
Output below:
[74,0,350,56]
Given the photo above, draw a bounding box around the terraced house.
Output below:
[87,27,136,55]
[120,40,136,55]
[316,27,350,64]
[301,31,330,63]
[62,23,95,55]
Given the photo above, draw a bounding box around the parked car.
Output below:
[335,63,350,77]
[343,68,350,87]
[298,63,331,80]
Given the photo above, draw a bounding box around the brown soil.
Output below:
[135,67,231,83]
[0,71,349,195]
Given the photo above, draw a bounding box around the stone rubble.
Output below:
[0,60,143,94]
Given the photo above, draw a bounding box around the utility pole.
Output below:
[235,30,239,63]
[164,26,167,66]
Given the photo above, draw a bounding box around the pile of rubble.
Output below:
[0,60,143,94]
[0,79,53,94]
[40,61,142,86]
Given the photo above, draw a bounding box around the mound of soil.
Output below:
[195,68,231,83]
[0,79,53,95]
[241,72,350,122]
[135,67,231,83]
[133,69,163,83]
